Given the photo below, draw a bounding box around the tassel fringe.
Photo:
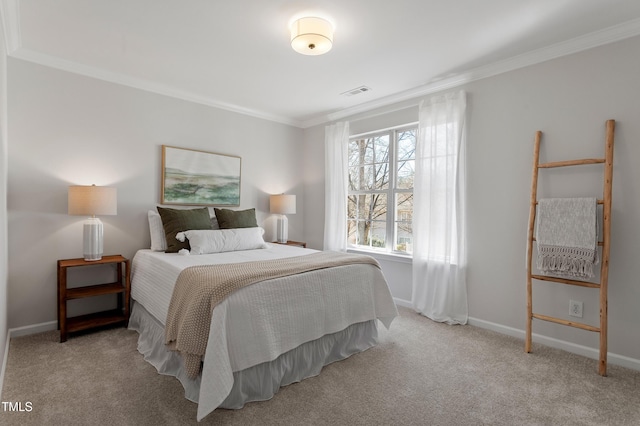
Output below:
[537,245,598,279]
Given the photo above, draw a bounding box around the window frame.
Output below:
[347,123,417,256]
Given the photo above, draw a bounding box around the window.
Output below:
[347,125,416,254]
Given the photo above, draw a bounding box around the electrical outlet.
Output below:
[569,300,583,318]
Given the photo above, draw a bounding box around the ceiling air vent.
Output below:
[341,86,372,97]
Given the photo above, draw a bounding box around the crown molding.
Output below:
[309,17,640,128]
[9,48,304,128]
[0,0,301,126]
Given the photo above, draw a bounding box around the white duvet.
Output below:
[130,244,398,420]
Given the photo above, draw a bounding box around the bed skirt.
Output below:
[128,301,379,411]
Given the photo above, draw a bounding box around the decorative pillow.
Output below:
[176,228,267,254]
[214,208,258,229]
[148,210,167,251]
[157,207,212,253]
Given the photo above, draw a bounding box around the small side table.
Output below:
[273,240,307,248]
[57,254,131,342]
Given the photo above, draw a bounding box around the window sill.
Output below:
[346,248,413,265]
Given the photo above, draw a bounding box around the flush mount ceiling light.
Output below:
[290,17,333,55]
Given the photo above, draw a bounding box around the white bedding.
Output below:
[130,243,398,420]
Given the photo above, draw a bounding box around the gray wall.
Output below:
[6,58,304,329]
[0,17,8,383]
[4,32,639,371]
[303,35,640,364]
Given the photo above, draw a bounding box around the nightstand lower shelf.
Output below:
[66,310,128,334]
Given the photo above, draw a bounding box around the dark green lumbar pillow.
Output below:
[157,207,212,253]
[214,208,258,229]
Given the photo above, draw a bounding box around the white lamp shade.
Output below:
[290,17,333,55]
[270,194,296,215]
[68,185,117,216]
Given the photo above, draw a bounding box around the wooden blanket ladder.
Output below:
[525,119,615,376]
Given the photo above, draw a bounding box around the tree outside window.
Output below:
[347,126,415,254]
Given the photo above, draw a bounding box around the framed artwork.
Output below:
[161,145,241,206]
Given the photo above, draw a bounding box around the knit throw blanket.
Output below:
[536,197,598,279]
[164,251,380,379]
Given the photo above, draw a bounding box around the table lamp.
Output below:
[270,194,296,243]
[68,184,117,261]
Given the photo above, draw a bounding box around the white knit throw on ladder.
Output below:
[536,197,598,279]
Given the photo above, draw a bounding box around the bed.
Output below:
[128,241,398,421]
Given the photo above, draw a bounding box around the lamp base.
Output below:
[83,217,104,261]
[276,215,288,243]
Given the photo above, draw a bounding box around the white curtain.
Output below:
[323,121,350,251]
[411,90,468,325]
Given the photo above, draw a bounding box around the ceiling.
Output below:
[3,0,640,128]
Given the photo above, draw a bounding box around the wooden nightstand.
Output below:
[57,254,131,342]
[273,240,307,248]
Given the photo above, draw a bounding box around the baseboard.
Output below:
[393,297,640,372]
[468,316,640,372]
[8,320,57,338]
[392,297,412,308]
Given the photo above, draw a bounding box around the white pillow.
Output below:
[148,210,167,251]
[176,227,267,255]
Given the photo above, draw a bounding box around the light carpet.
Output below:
[2,307,639,425]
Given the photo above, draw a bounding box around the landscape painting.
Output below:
[161,145,241,206]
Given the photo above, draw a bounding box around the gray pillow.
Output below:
[214,208,258,229]
[157,207,212,253]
